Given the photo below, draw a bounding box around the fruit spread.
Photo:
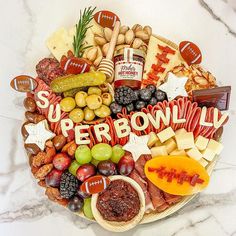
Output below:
[96,179,140,222]
[114,48,145,89]
[10,5,232,233]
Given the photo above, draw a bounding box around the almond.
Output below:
[125,29,135,44]
[94,36,107,46]
[135,30,149,41]
[119,25,129,34]
[104,27,113,41]
[86,47,98,61]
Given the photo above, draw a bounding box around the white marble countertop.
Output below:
[0,0,236,235]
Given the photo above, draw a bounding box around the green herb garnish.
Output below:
[73,6,96,58]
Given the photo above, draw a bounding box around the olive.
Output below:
[75,91,88,108]
[86,95,102,110]
[23,97,37,112]
[99,83,109,92]
[84,107,95,121]
[52,135,67,150]
[94,105,111,118]
[69,108,84,123]
[60,97,76,112]
[101,93,112,106]
[88,87,102,96]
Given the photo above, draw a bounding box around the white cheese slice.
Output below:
[202,148,216,161]
[195,135,209,151]
[175,132,195,150]
[199,158,209,167]
[157,127,175,143]
[207,139,224,155]
[175,128,187,136]
[170,149,186,156]
[147,132,159,148]
[186,147,202,161]
[164,138,177,154]
[151,146,168,157]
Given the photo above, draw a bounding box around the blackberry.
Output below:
[60,171,80,199]
[114,86,136,105]
[146,84,156,94]
[110,102,123,114]
[126,103,134,113]
[155,90,168,102]
[139,88,152,102]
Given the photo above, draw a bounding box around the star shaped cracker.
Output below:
[25,120,56,150]
[123,132,151,161]
[158,72,188,101]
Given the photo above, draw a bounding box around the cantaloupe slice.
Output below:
[144,156,209,196]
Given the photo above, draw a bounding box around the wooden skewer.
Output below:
[98,21,121,81]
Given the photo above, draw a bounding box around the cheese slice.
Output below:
[151,146,168,157]
[164,138,177,154]
[147,132,159,148]
[143,35,182,86]
[199,158,209,167]
[175,128,187,136]
[202,148,215,161]
[46,27,74,61]
[157,127,175,143]
[195,136,209,151]
[186,147,202,161]
[170,149,186,156]
[175,132,195,150]
[207,139,224,155]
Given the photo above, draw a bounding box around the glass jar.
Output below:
[114,48,145,89]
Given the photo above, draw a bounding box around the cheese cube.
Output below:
[199,158,209,167]
[157,127,175,143]
[202,148,215,161]
[151,146,168,157]
[207,139,224,155]
[175,132,195,150]
[195,136,209,151]
[147,132,159,148]
[154,140,163,147]
[170,149,186,156]
[186,147,202,161]
[175,128,187,136]
[164,138,177,154]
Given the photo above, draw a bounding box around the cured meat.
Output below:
[135,154,151,179]
[147,180,169,212]
[129,170,154,212]
[163,192,182,205]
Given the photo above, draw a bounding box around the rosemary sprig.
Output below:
[73,6,96,58]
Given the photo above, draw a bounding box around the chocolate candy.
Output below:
[24,97,37,112]
[52,135,67,150]
[192,86,231,111]
[21,121,30,139]
[24,143,41,155]
[25,111,45,124]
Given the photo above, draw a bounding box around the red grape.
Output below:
[117,151,135,176]
[76,164,96,182]
[97,160,116,176]
[53,153,71,171]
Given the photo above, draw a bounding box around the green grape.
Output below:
[83,198,94,219]
[75,145,92,164]
[91,143,112,161]
[68,160,80,176]
[91,158,100,167]
[111,145,125,163]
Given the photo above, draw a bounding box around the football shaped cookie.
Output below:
[94,10,120,29]
[10,75,38,92]
[80,175,110,194]
[179,41,202,65]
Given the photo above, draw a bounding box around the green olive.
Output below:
[88,87,102,96]
[86,95,102,110]
[101,93,112,106]
[99,83,109,93]
[84,107,96,121]
[75,91,88,108]
[60,97,76,112]
[94,105,111,118]
[69,108,84,123]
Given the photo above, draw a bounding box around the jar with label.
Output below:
[114,48,145,89]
